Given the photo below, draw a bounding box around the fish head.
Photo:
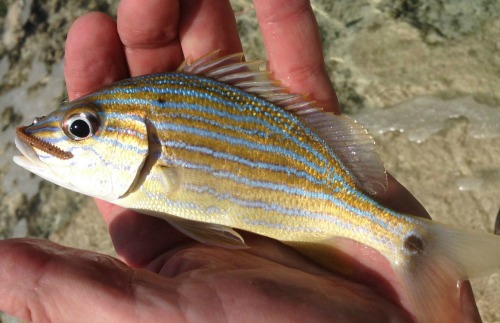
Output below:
[14,98,149,201]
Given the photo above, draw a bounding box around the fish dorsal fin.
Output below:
[300,113,387,195]
[178,51,277,97]
[178,52,387,195]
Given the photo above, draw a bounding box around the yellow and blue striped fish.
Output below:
[14,52,500,322]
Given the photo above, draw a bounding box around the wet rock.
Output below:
[382,0,500,40]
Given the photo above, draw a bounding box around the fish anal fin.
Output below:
[167,217,248,249]
[395,250,462,323]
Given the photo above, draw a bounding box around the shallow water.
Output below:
[355,96,500,143]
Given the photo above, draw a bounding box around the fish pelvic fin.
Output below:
[166,216,248,249]
[398,218,500,323]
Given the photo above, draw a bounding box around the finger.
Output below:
[253,0,339,113]
[65,12,128,100]
[178,0,242,59]
[95,200,191,268]
[117,0,184,76]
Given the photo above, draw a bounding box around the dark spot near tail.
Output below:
[403,234,424,254]
[157,98,166,104]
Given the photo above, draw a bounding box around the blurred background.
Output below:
[0,0,499,321]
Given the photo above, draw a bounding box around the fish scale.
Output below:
[14,52,500,323]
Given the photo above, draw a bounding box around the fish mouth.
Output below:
[13,129,81,194]
[15,126,73,160]
[13,125,69,179]
[14,135,45,168]
[13,133,55,174]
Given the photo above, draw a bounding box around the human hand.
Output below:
[0,0,481,322]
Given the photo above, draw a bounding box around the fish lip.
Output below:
[13,135,81,194]
[15,125,73,160]
[14,136,45,167]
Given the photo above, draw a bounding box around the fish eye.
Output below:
[63,109,100,141]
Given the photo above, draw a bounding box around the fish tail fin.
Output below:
[398,219,500,323]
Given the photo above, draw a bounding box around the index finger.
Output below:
[253,0,339,113]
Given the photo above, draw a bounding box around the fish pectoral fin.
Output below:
[157,165,182,194]
[167,217,248,249]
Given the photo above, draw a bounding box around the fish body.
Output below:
[14,52,500,322]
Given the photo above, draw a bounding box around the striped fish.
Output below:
[14,52,500,322]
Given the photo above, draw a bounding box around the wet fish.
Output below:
[14,52,500,322]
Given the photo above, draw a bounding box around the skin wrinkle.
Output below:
[117,0,180,50]
[175,277,208,322]
[207,279,230,323]
[28,248,59,322]
[258,0,312,27]
[282,62,331,95]
[247,271,365,322]
[77,253,143,322]
[159,248,211,278]
[129,269,145,322]
[129,269,178,322]
[254,277,335,321]
[119,28,179,50]
[145,242,198,275]
[24,296,37,322]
